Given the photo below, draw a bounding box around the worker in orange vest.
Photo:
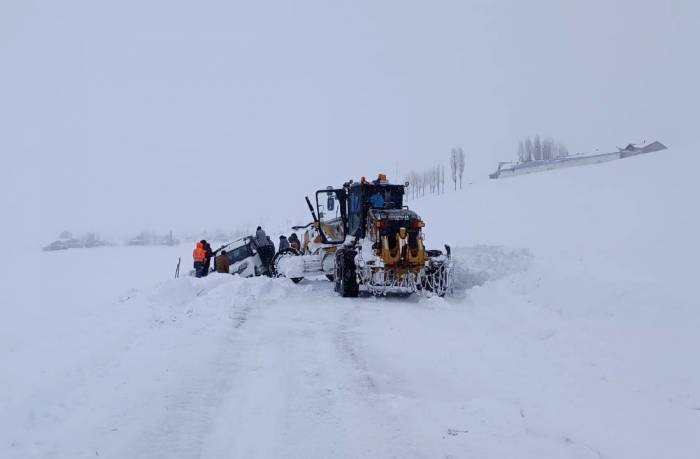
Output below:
[192,241,207,277]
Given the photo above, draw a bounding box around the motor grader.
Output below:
[272,174,453,297]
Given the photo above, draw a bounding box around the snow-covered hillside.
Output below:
[3,148,699,458]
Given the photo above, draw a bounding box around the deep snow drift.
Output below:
[2,148,699,458]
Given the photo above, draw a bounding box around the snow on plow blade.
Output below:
[359,250,454,297]
[274,252,305,279]
[421,255,453,296]
[361,264,453,297]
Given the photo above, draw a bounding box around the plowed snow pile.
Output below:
[2,149,699,458]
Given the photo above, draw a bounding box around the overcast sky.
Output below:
[2,0,698,243]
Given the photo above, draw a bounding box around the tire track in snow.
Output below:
[330,305,431,458]
[231,304,251,329]
[122,278,273,459]
[137,308,255,458]
[335,314,378,394]
[196,281,427,458]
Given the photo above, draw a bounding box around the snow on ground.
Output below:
[2,148,699,458]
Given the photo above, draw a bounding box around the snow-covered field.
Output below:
[3,148,699,458]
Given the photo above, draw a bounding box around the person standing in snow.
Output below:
[288,233,301,251]
[278,235,290,252]
[215,250,230,274]
[255,226,272,268]
[255,226,268,248]
[192,241,206,278]
[201,240,214,276]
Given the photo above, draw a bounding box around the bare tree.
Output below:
[414,171,420,199]
[432,166,437,195]
[524,137,534,162]
[404,171,419,200]
[441,164,445,194]
[450,148,459,191]
[410,171,419,198]
[433,166,439,195]
[434,165,438,195]
[457,147,465,189]
[518,141,525,162]
[557,142,569,157]
[533,135,542,161]
[414,173,418,197]
[414,172,418,199]
[405,162,452,200]
[517,136,570,163]
[542,137,555,161]
[404,173,411,200]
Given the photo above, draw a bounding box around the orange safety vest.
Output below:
[193,244,206,262]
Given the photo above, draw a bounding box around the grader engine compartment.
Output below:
[366,208,426,268]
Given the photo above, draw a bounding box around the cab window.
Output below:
[227,244,253,264]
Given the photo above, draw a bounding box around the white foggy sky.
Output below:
[2,0,698,242]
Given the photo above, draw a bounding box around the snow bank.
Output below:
[419,147,699,286]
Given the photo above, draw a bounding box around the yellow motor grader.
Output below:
[272,174,453,297]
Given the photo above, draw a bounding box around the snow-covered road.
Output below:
[5,244,699,458]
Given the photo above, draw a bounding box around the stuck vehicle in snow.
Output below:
[275,175,453,297]
[214,236,270,277]
[182,236,271,278]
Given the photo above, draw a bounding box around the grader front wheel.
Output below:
[335,249,359,297]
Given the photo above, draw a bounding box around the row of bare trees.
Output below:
[404,166,445,200]
[450,147,466,190]
[518,135,569,163]
[404,147,466,200]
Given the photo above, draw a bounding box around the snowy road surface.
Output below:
[4,246,699,458]
[4,149,700,458]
